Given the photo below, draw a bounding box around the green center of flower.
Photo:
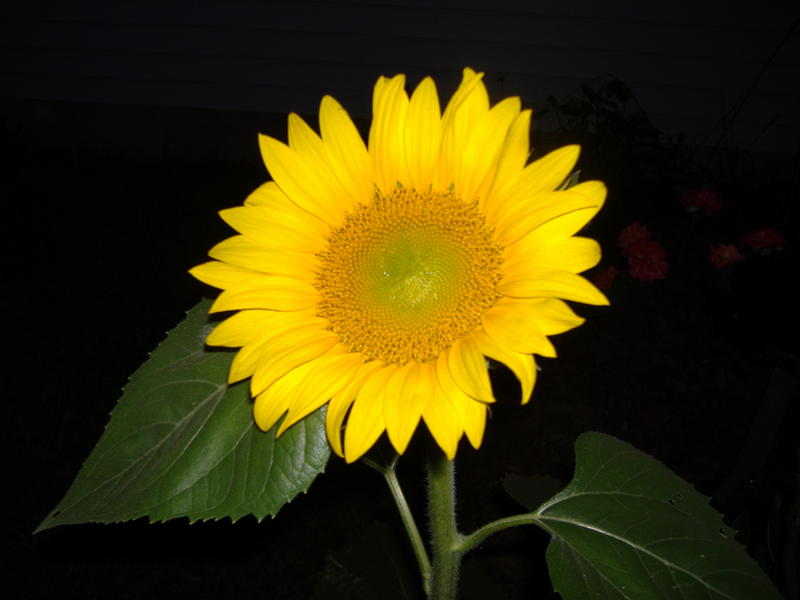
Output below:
[365,225,468,322]
[315,188,503,365]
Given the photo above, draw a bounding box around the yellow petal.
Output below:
[326,361,384,457]
[520,180,607,240]
[206,309,281,348]
[519,144,580,196]
[287,113,327,167]
[436,68,489,190]
[484,109,532,213]
[469,329,537,404]
[504,236,601,278]
[485,144,580,222]
[258,134,346,225]
[492,189,601,247]
[287,113,355,215]
[564,179,607,207]
[456,96,520,205]
[189,261,257,290]
[498,269,609,306]
[319,95,372,204]
[250,328,340,396]
[369,75,409,195]
[481,298,558,356]
[344,364,398,463]
[440,68,485,126]
[210,275,319,313]
[445,337,495,403]
[228,316,327,383]
[384,362,432,455]
[224,218,324,255]
[277,351,363,436]
[435,353,486,448]
[422,358,464,459]
[448,69,490,138]
[220,203,328,254]
[452,392,486,449]
[516,298,584,336]
[244,181,324,228]
[422,410,461,459]
[404,77,441,191]
[208,235,319,279]
[253,359,317,432]
[244,180,287,207]
[525,144,581,191]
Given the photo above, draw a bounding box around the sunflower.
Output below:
[190,68,607,462]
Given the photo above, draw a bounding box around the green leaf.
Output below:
[37,300,330,532]
[537,432,781,600]
[547,540,628,599]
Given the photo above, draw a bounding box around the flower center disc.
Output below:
[315,188,503,364]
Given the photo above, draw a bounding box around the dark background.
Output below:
[5,91,799,600]
[4,4,800,599]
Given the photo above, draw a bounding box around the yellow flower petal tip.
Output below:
[190,68,607,461]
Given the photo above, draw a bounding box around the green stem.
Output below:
[363,456,432,596]
[456,513,541,554]
[425,444,464,600]
[367,451,546,598]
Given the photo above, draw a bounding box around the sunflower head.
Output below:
[190,68,608,463]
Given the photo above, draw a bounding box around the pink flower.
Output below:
[709,244,744,268]
[741,227,785,253]
[627,240,669,282]
[617,222,652,255]
[592,266,620,291]
[680,189,722,216]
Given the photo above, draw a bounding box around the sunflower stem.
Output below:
[425,444,464,600]
[363,455,432,596]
